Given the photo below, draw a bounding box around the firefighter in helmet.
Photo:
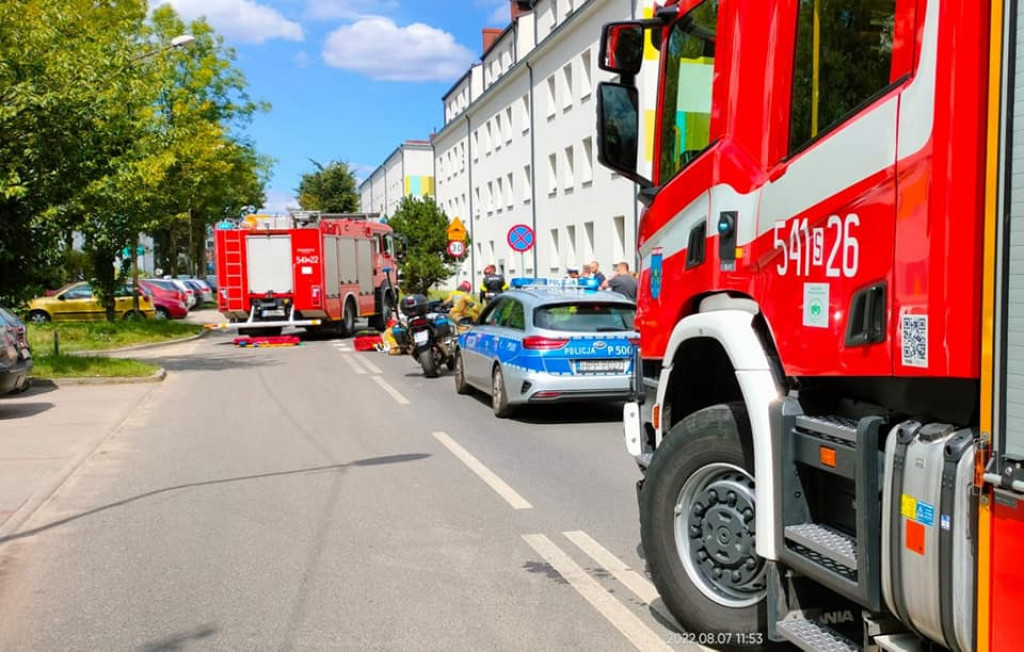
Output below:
[479,264,508,302]
[445,281,482,324]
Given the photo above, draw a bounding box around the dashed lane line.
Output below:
[563,530,660,604]
[521,533,674,652]
[339,353,366,375]
[431,432,532,510]
[358,356,383,374]
[372,376,410,405]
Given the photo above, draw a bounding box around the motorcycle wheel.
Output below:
[419,349,439,378]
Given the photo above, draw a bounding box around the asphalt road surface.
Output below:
[0,332,711,651]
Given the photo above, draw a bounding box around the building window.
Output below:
[581,49,592,100]
[505,107,513,144]
[523,164,532,203]
[612,215,626,263]
[563,146,575,190]
[506,173,514,208]
[549,228,560,269]
[789,0,897,154]
[473,130,480,161]
[521,94,531,132]
[495,114,503,151]
[487,181,494,214]
[547,153,558,195]
[562,63,573,111]
[546,76,557,118]
[485,121,493,155]
[496,177,504,213]
[581,137,594,185]
[474,186,481,219]
[566,225,577,267]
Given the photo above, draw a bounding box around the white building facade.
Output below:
[359,141,435,219]
[365,0,657,289]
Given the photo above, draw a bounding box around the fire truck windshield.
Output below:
[657,1,718,184]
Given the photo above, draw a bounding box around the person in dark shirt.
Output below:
[603,261,638,301]
[479,264,508,302]
[588,261,607,286]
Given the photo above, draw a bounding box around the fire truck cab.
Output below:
[214,212,398,337]
[596,0,1023,649]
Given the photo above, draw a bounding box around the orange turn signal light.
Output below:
[652,405,661,431]
[820,446,837,468]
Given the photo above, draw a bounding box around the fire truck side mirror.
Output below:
[596,82,653,190]
[599,22,644,75]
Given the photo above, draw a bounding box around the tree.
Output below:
[386,196,461,295]
[0,0,152,305]
[296,161,360,213]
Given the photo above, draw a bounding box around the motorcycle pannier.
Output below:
[881,422,976,652]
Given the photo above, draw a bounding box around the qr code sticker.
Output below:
[901,315,928,368]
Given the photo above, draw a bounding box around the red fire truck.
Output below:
[213,212,398,336]
[596,0,1022,649]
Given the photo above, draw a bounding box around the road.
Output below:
[0,331,704,651]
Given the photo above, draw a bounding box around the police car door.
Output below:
[464,297,508,385]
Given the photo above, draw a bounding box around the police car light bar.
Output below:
[509,277,601,290]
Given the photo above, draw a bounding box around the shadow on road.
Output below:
[138,623,219,651]
[513,402,624,425]
[0,453,431,545]
[136,348,284,373]
[0,402,55,420]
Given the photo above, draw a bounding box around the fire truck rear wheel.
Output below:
[341,299,356,337]
[639,402,767,642]
[370,290,393,331]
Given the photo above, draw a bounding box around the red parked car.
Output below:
[139,280,188,320]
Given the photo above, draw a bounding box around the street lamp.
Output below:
[129,34,196,316]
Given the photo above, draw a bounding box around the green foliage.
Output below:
[30,354,159,379]
[27,320,202,353]
[0,1,271,310]
[296,160,360,213]
[386,196,460,295]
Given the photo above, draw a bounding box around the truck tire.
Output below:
[639,402,767,642]
[419,349,439,378]
[370,290,393,331]
[341,299,356,337]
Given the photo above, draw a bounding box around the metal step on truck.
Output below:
[213,212,398,337]
[595,0,1024,649]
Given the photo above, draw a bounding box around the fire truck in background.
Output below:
[213,212,398,336]
[595,0,1022,649]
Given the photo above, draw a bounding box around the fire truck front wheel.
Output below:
[639,402,767,642]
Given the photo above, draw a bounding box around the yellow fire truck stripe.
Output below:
[978,1,1006,649]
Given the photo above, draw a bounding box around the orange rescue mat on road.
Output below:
[233,335,302,348]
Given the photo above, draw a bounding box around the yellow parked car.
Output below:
[27,282,155,323]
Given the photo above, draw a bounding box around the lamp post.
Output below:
[128,34,195,317]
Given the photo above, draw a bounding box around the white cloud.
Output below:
[305,0,398,21]
[260,189,300,214]
[322,17,476,82]
[486,2,509,26]
[153,0,304,44]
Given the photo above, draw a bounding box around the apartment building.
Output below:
[364,0,656,288]
[358,140,435,218]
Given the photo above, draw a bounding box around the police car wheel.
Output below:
[491,365,513,418]
[639,402,767,640]
[454,352,471,394]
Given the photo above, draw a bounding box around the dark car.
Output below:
[0,305,32,394]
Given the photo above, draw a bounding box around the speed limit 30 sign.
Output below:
[447,240,466,257]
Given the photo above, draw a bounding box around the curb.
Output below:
[41,367,167,387]
[73,328,210,356]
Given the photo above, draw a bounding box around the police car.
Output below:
[453,278,638,417]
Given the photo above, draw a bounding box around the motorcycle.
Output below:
[396,294,456,378]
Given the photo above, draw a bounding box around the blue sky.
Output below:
[155,0,513,212]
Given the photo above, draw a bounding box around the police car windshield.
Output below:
[533,303,635,332]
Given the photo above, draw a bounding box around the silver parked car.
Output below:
[453,280,638,417]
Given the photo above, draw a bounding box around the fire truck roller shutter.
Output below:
[357,239,373,294]
[324,236,340,298]
[340,239,357,284]
[245,234,293,294]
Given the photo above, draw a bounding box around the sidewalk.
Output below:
[0,382,155,539]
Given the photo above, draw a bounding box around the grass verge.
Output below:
[30,354,159,379]
[27,320,202,354]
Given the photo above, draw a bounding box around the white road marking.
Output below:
[431,432,532,510]
[563,530,660,604]
[521,534,674,652]
[339,354,366,375]
[358,356,383,374]
[372,376,409,405]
